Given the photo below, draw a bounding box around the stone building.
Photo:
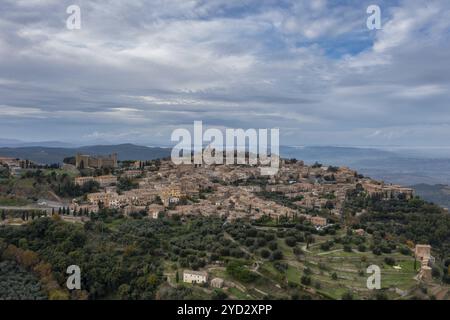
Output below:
[308,216,327,227]
[210,277,224,288]
[76,153,118,169]
[415,244,434,282]
[418,266,432,281]
[415,244,431,264]
[160,186,184,206]
[148,204,165,219]
[75,175,117,187]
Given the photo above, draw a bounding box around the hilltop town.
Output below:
[0,152,449,300]
[67,153,414,225]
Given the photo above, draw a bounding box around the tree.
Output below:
[49,289,70,300]
[300,275,311,285]
[285,237,297,247]
[1,210,6,221]
[271,250,283,261]
[21,250,39,269]
[175,271,179,283]
[384,257,396,266]
[226,261,258,283]
[212,289,228,300]
[268,241,278,251]
[118,284,131,299]
[34,262,52,278]
[372,247,382,255]
[431,266,441,278]
[260,248,271,259]
[342,291,354,300]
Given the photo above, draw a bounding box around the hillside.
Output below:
[0,144,171,164]
[3,144,450,187]
[411,184,450,209]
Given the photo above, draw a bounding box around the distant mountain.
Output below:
[75,144,171,161]
[0,139,77,148]
[16,141,78,148]
[3,143,450,187]
[411,184,450,209]
[280,146,450,185]
[0,138,29,147]
[280,146,395,165]
[0,144,171,164]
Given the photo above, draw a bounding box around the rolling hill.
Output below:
[0,144,171,164]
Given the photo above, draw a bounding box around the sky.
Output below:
[0,0,450,147]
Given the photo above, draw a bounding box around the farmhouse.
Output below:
[183,270,208,284]
[210,277,224,288]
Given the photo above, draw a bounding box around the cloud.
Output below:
[0,105,45,118]
[0,0,449,146]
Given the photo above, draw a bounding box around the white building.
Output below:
[183,270,208,284]
[210,277,224,288]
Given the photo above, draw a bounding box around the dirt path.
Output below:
[47,190,63,203]
[317,249,343,256]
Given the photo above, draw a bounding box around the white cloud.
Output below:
[0,105,45,118]
[0,0,449,146]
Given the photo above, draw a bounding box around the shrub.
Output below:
[320,241,332,251]
[260,249,271,259]
[431,266,441,278]
[274,262,288,273]
[271,250,283,261]
[300,275,311,285]
[384,257,396,266]
[268,241,278,251]
[341,291,353,300]
[212,289,228,300]
[444,258,450,268]
[372,247,382,255]
[285,237,297,247]
[303,267,312,275]
[226,261,258,283]
[399,246,410,255]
